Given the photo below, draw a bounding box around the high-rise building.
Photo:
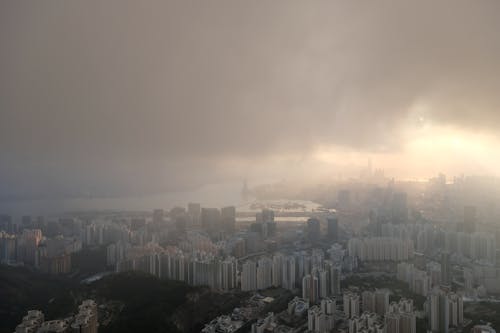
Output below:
[221,258,237,291]
[387,299,416,333]
[327,215,339,242]
[18,229,42,266]
[325,261,341,295]
[427,288,449,333]
[470,232,496,264]
[385,312,400,333]
[201,208,221,237]
[272,254,283,287]
[241,260,257,291]
[256,209,276,238]
[261,209,275,223]
[321,298,336,315]
[362,291,375,313]
[343,292,360,319]
[302,274,319,304]
[307,218,321,243]
[348,237,414,262]
[463,268,474,291]
[400,312,416,333]
[448,293,464,327]
[282,256,296,290]
[256,257,273,290]
[308,304,335,333]
[0,215,13,233]
[221,206,236,233]
[0,231,17,263]
[175,214,188,235]
[188,203,201,227]
[374,290,389,316]
[361,290,389,316]
[440,252,451,286]
[317,269,329,299]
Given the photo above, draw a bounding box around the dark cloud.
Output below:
[1,1,500,197]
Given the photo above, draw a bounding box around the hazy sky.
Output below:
[1,1,500,198]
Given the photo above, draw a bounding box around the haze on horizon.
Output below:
[1,1,500,199]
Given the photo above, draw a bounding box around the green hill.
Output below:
[0,265,246,333]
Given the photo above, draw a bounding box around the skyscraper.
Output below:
[343,292,360,319]
[241,260,257,291]
[302,274,319,304]
[0,215,13,233]
[362,291,375,313]
[428,288,449,333]
[307,218,321,243]
[325,261,341,296]
[440,252,451,286]
[201,208,221,237]
[374,289,389,316]
[221,258,237,291]
[327,215,339,242]
[256,257,273,290]
[221,206,236,233]
[188,203,201,227]
[282,256,296,290]
[272,254,283,287]
[317,269,329,299]
[448,293,464,327]
[256,209,276,238]
[385,312,400,333]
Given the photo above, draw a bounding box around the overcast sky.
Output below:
[1,1,500,199]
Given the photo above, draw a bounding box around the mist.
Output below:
[2,1,500,199]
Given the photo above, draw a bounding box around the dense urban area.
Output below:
[2,173,500,333]
[3,1,500,333]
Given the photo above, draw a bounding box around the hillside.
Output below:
[0,265,244,333]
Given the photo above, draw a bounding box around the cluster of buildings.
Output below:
[202,294,274,333]
[0,227,81,274]
[385,299,416,333]
[308,298,336,333]
[4,182,500,333]
[102,206,344,295]
[347,237,414,262]
[426,288,464,333]
[379,221,496,266]
[397,262,443,297]
[110,239,346,295]
[13,299,98,333]
[348,311,384,333]
[342,292,417,333]
[110,237,238,290]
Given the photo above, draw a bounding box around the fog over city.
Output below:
[2,1,500,200]
[3,2,500,333]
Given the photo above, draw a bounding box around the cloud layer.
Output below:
[1,1,500,197]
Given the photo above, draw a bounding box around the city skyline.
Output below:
[1,2,500,333]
